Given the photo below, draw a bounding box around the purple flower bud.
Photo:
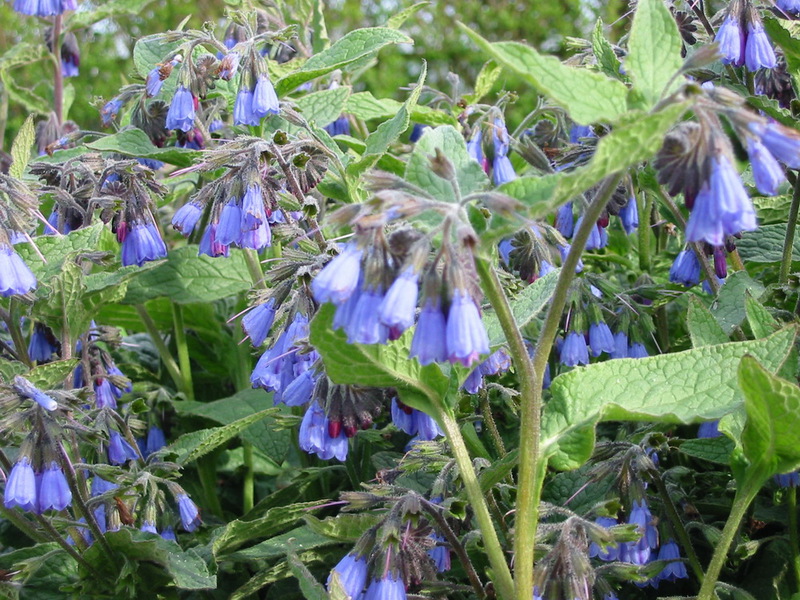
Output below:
[379,268,419,336]
[311,244,363,305]
[363,576,406,600]
[669,250,701,287]
[176,493,201,531]
[445,290,489,367]
[715,15,744,66]
[108,430,139,465]
[242,300,277,347]
[327,553,369,598]
[747,137,785,196]
[656,539,688,581]
[172,201,204,236]
[253,74,280,117]
[589,322,615,357]
[560,331,589,367]
[299,401,348,461]
[166,85,196,132]
[410,297,448,365]
[12,375,57,411]
[4,457,36,511]
[0,244,37,297]
[146,67,163,97]
[38,461,72,512]
[744,23,776,72]
[216,199,243,246]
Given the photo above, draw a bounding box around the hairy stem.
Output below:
[171,303,194,402]
[652,473,705,584]
[439,410,514,600]
[638,192,652,272]
[779,174,800,285]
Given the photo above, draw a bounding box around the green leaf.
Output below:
[405,124,489,205]
[753,194,792,224]
[294,86,350,127]
[739,356,800,479]
[543,326,797,470]
[224,526,335,562]
[711,271,766,335]
[626,0,683,106]
[67,0,156,30]
[0,544,76,600]
[738,223,800,263]
[591,19,622,80]
[133,34,180,90]
[497,174,560,218]
[276,28,412,96]
[464,60,504,103]
[745,294,780,339]
[176,390,291,463]
[459,24,630,124]
[309,303,449,415]
[9,114,34,179]
[122,246,252,304]
[86,128,200,168]
[1,73,50,115]
[386,2,428,29]
[166,407,280,465]
[344,91,457,127]
[484,270,559,346]
[286,548,329,600]
[25,359,79,389]
[15,224,107,282]
[303,513,382,542]
[0,43,44,71]
[310,0,329,54]
[679,437,735,465]
[687,296,729,347]
[0,359,26,383]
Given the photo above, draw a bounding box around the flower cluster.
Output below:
[715,0,776,72]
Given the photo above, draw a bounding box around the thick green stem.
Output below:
[243,248,267,290]
[242,441,254,513]
[652,473,704,583]
[779,174,800,285]
[440,410,514,600]
[135,304,184,395]
[171,303,194,402]
[638,192,652,272]
[5,302,30,366]
[697,484,759,600]
[790,486,800,594]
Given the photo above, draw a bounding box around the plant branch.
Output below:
[779,173,800,285]
[135,304,184,395]
[171,303,194,402]
[53,15,64,125]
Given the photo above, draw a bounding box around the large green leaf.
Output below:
[16,224,109,282]
[309,303,449,415]
[9,114,34,179]
[711,271,766,335]
[86,128,200,168]
[737,223,800,264]
[460,24,630,124]
[739,356,800,479]
[483,269,559,346]
[122,246,252,304]
[223,526,335,562]
[543,326,797,470]
[276,28,412,95]
[345,91,458,127]
[626,0,684,106]
[405,124,489,204]
[293,86,350,127]
[176,390,291,463]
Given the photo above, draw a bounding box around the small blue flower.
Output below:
[166,85,196,132]
[12,375,57,411]
[744,23,777,72]
[240,184,271,250]
[446,290,489,367]
[176,493,201,531]
[363,576,406,600]
[100,98,123,127]
[94,378,117,409]
[410,297,447,365]
[575,214,605,250]
[38,461,72,512]
[750,121,800,169]
[428,533,451,572]
[409,123,428,142]
[108,431,139,465]
[312,244,363,305]
[669,250,701,287]
[234,87,258,126]
[589,322,615,357]
[414,410,443,440]
[556,202,574,238]
[141,521,158,535]
[698,420,721,438]
[299,400,348,461]
[172,201,203,236]
[283,370,316,407]
[13,0,74,16]
[218,52,240,81]
[252,74,280,117]
[161,527,177,541]
[625,500,658,565]
[121,221,167,267]
[715,15,744,66]
[346,287,389,345]
[777,0,800,13]
[589,516,620,561]
[216,198,243,247]
[569,124,593,143]
[629,342,649,358]
[145,426,166,455]
[324,115,351,137]
[242,300,277,347]
[146,67,163,97]
[27,324,56,363]
[327,553,368,599]
[198,224,229,258]
[492,117,516,185]
[560,331,589,367]
[776,471,800,487]
[379,268,419,337]
[620,195,639,234]
[610,331,628,359]
[4,457,36,511]
[656,539,688,582]
[391,398,416,435]
[0,244,37,297]
[467,129,483,164]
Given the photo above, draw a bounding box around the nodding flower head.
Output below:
[234,86,257,127]
[715,14,744,66]
[172,201,204,236]
[242,300,277,347]
[327,553,368,599]
[165,85,196,132]
[38,462,72,512]
[747,137,785,196]
[176,493,201,532]
[363,575,406,600]
[410,297,448,365]
[445,290,489,368]
[252,74,280,117]
[312,244,363,305]
[3,457,36,511]
[560,330,589,367]
[669,249,701,287]
[299,400,348,461]
[744,21,776,72]
[379,268,419,337]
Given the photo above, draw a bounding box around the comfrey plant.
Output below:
[5,0,800,598]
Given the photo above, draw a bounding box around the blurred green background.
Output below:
[0,0,631,148]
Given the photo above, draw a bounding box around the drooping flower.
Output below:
[629,342,649,358]
[176,493,201,531]
[198,224,229,258]
[108,431,139,465]
[410,297,448,365]
[218,52,241,81]
[327,553,368,599]
[625,500,658,565]
[324,115,351,137]
[38,461,72,512]
[242,300,277,347]
[13,0,75,16]
[492,117,516,185]
[145,426,166,456]
[120,221,168,267]
[100,98,123,127]
[428,533,451,572]
[165,85,196,132]
[749,120,800,169]
[161,527,177,541]
[776,471,800,487]
[27,324,56,363]
[610,331,628,359]
[146,67,163,97]
[299,400,348,461]
[216,198,243,247]
[0,244,37,297]
[589,322,615,357]
[697,420,722,438]
[234,86,258,126]
[555,202,574,238]
[141,521,158,534]
[3,457,36,511]
[715,15,744,66]
[283,370,316,407]
[669,250,701,287]
[252,74,280,117]
[94,378,117,409]
[312,244,363,305]
[13,375,57,411]
[240,184,271,250]
[445,290,489,367]
[172,201,204,236]
[346,287,389,345]
[61,32,80,78]
[656,539,688,582]
[620,195,639,234]
[363,575,406,600]
[589,516,620,561]
[379,268,419,337]
[560,331,589,367]
[744,23,777,72]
